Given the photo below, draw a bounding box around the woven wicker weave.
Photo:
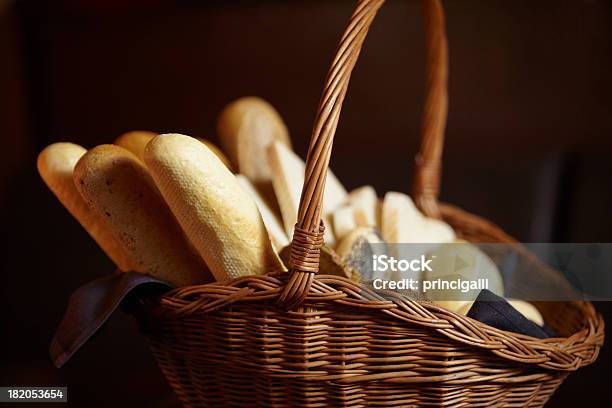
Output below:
[138,1,604,406]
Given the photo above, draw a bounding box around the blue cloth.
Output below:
[467,289,556,339]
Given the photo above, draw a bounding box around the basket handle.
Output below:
[278,0,449,309]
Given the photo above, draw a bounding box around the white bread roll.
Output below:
[347,186,379,228]
[74,144,211,286]
[236,175,289,251]
[37,143,132,271]
[217,96,291,183]
[144,134,285,281]
[267,141,346,246]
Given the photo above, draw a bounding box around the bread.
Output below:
[331,204,357,241]
[114,131,232,170]
[236,175,289,251]
[37,142,132,271]
[424,241,504,306]
[197,138,233,171]
[217,96,291,184]
[74,144,211,286]
[336,227,385,281]
[347,186,379,228]
[445,300,475,316]
[144,134,285,281]
[114,131,157,161]
[381,192,455,245]
[508,299,544,326]
[267,141,346,245]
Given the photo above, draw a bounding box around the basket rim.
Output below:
[154,274,602,372]
[149,202,602,373]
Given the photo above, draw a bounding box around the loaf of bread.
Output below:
[74,144,211,286]
[448,300,475,316]
[114,131,157,161]
[236,175,289,251]
[144,134,285,281]
[197,138,233,171]
[37,142,132,271]
[347,186,379,228]
[217,96,291,184]
[114,130,232,170]
[267,141,346,245]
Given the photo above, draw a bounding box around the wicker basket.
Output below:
[136,0,604,406]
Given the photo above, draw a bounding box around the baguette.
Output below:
[74,144,211,286]
[217,96,291,184]
[37,143,132,271]
[197,138,233,171]
[347,186,379,228]
[267,141,346,245]
[114,131,232,170]
[114,131,157,161]
[144,133,285,281]
[236,175,289,251]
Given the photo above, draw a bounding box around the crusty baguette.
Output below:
[197,138,233,171]
[267,141,346,245]
[144,134,285,281]
[37,142,132,271]
[236,175,289,251]
[347,186,379,228]
[114,130,232,169]
[331,204,357,241]
[114,131,157,161]
[217,96,291,184]
[74,144,211,286]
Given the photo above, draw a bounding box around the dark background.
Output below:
[1,0,611,406]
